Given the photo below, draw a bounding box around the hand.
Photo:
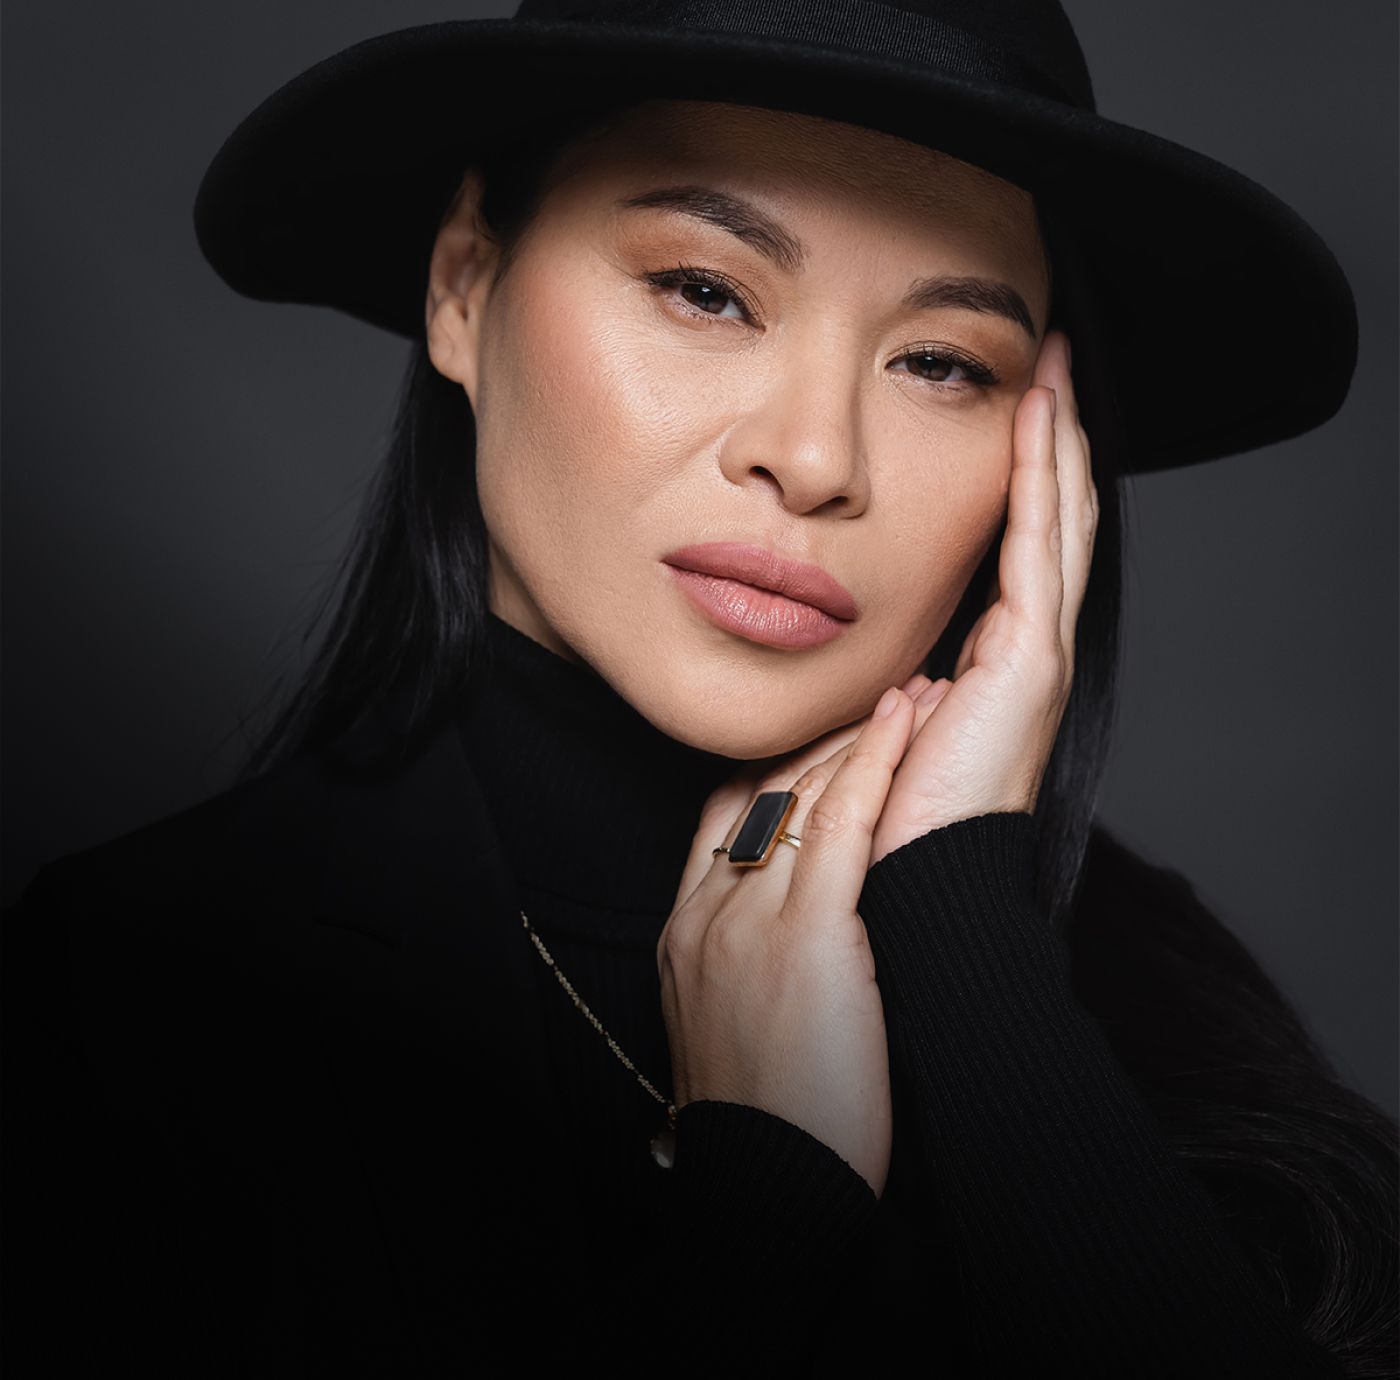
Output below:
[870,328,1098,867]
[654,328,1095,1198]
[655,670,945,1200]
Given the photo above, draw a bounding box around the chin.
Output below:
[643,693,832,764]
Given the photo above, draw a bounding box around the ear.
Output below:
[425,167,498,407]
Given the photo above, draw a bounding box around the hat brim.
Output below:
[193,18,1358,473]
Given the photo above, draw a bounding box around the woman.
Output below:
[3,3,1395,1377]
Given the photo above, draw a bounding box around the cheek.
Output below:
[476,258,699,536]
[887,430,1010,628]
[472,262,689,594]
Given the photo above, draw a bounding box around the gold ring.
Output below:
[725,790,803,867]
[713,832,802,860]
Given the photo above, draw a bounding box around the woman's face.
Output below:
[426,99,1051,760]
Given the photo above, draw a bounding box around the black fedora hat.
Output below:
[192,0,1358,475]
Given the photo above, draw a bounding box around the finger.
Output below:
[782,687,917,924]
[784,676,950,792]
[670,773,758,915]
[1046,333,1097,661]
[911,676,953,715]
[685,677,950,930]
[668,670,932,914]
[1000,382,1063,639]
[903,670,935,699]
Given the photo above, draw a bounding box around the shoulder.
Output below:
[1080,820,1199,909]
[1,762,359,1046]
[1071,820,1324,1070]
[10,689,474,905]
[1076,821,1271,980]
[5,704,497,963]
[9,750,339,923]
[2,736,440,1055]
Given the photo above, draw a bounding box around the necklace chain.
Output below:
[519,910,678,1134]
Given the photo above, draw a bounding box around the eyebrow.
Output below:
[615,183,1038,340]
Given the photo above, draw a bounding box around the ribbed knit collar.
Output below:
[454,611,744,920]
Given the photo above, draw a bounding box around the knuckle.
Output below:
[701,910,750,969]
[659,912,698,969]
[804,795,861,846]
[1055,645,1076,692]
[1019,642,1063,696]
[845,730,886,768]
[652,895,700,962]
[788,766,827,801]
[756,760,827,801]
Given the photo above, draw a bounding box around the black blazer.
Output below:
[4,703,593,1375]
[1,703,1352,1378]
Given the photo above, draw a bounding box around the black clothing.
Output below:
[2,612,1345,1376]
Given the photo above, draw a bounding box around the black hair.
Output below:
[231,104,1397,1375]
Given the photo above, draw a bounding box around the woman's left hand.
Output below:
[869,328,1098,868]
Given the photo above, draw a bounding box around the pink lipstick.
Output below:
[661,542,859,650]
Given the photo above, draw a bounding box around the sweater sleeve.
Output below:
[848,809,1345,1378]
[634,1097,882,1370]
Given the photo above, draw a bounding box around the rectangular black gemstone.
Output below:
[727,791,797,866]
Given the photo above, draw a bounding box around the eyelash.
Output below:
[642,262,1001,391]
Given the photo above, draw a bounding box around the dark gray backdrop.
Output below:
[4,2,1396,1119]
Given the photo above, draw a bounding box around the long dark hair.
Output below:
[231,106,1397,1375]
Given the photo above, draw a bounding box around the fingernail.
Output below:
[874,686,901,719]
[915,680,944,707]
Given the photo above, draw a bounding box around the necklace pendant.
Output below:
[650,1127,676,1170]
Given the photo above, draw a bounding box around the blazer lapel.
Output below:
[306,703,562,1109]
[287,705,579,1348]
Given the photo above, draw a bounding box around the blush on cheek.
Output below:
[897,478,1006,632]
[508,259,661,470]
[475,259,675,601]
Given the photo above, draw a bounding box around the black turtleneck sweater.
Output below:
[452,612,1344,1377]
[2,609,1352,1377]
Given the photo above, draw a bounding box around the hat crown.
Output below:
[192,0,1359,469]
[513,0,1095,110]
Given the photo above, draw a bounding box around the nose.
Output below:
[714,343,872,517]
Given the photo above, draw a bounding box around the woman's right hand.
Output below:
[655,670,951,1199]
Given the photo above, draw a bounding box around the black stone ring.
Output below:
[714,790,802,868]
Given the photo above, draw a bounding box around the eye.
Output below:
[643,264,1000,392]
[891,346,999,391]
[644,263,755,322]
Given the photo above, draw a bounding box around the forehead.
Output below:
[559,100,1035,230]
[546,98,1047,298]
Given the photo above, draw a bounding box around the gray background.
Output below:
[4,3,1396,1118]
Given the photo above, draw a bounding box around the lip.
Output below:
[661,542,859,651]
[661,543,860,621]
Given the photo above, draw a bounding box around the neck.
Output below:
[454,611,744,921]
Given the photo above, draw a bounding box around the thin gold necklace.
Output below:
[519,910,679,1168]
